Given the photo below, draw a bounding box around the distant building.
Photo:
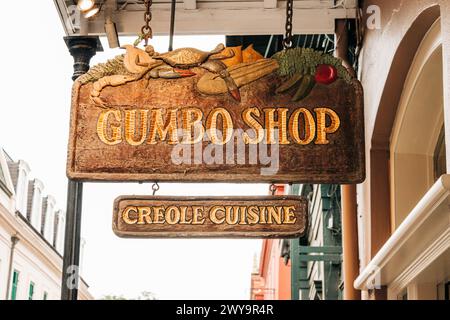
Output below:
[251,184,343,301]
[289,184,343,300]
[250,185,292,300]
[0,148,93,300]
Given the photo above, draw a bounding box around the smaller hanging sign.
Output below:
[112,195,308,238]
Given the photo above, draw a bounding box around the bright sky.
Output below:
[0,0,266,299]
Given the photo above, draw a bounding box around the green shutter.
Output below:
[28,282,34,300]
[11,270,19,300]
[43,291,48,300]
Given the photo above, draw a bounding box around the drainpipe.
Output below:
[5,235,19,300]
[334,19,361,300]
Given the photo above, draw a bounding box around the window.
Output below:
[434,126,447,180]
[11,270,19,300]
[0,159,12,197]
[30,182,43,230]
[28,281,34,300]
[16,168,28,214]
[43,291,48,300]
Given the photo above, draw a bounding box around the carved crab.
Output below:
[145,44,241,101]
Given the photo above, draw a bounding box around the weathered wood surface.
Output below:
[68,69,365,183]
[112,195,308,238]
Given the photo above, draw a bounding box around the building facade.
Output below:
[290,184,343,300]
[354,0,449,300]
[0,148,92,300]
[250,185,292,300]
[251,184,344,301]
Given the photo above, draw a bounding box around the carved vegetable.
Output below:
[220,46,243,67]
[242,44,265,63]
[292,75,316,102]
[315,64,338,85]
[276,73,303,94]
[197,59,279,96]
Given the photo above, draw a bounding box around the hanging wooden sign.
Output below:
[67,45,365,183]
[112,195,308,238]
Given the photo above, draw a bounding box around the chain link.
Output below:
[283,0,294,49]
[141,0,153,45]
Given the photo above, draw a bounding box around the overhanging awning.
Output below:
[54,0,357,36]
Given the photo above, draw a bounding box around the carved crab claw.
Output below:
[202,60,241,102]
[229,88,241,102]
[149,66,196,79]
[174,68,196,78]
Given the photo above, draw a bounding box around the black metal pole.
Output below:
[61,36,103,300]
[168,0,176,51]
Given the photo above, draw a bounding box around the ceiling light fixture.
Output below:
[77,0,100,19]
[77,0,95,12]
[84,6,100,18]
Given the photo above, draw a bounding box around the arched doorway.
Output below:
[390,19,445,228]
[368,4,442,259]
[357,5,449,300]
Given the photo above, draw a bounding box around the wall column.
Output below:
[335,19,361,300]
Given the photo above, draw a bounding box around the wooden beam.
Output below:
[183,0,197,10]
[263,0,277,9]
[84,8,356,36]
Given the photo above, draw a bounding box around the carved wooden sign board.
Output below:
[113,196,308,238]
[67,45,365,184]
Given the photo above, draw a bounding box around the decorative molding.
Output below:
[389,229,450,294]
[354,175,450,290]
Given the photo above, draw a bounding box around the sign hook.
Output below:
[152,182,160,196]
[270,184,278,196]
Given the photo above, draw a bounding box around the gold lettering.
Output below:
[182,108,205,144]
[315,108,341,145]
[137,207,152,225]
[179,206,192,224]
[153,206,165,224]
[267,206,283,224]
[283,206,297,224]
[225,206,239,225]
[289,108,316,145]
[259,207,267,224]
[122,206,138,225]
[238,206,248,225]
[242,108,264,144]
[97,109,122,145]
[165,206,181,225]
[192,206,205,225]
[148,108,179,144]
[210,206,226,224]
[124,109,148,146]
[264,108,290,145]
[247,206,260,225]
[206,108,234,145]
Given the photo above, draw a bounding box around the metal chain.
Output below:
[152,182,160,196]
[141,0,153,45]
[283,0,294,49]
